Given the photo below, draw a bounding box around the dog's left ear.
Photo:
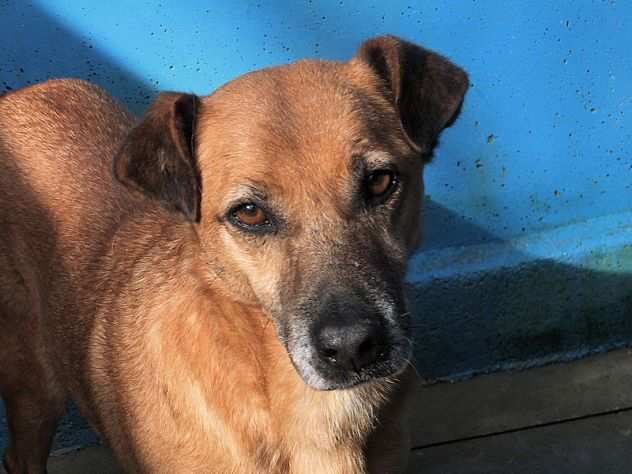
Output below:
[114,92,201,222]
[354,35,469,156]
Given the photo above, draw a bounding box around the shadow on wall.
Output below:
[422,198,501,250]
[412,200,632,380]
[0,0,155,114]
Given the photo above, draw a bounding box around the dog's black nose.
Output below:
[314,317,387,372]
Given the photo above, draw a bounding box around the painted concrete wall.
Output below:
[0,0,630,412]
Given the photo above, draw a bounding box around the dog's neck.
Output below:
[141,279,391,473]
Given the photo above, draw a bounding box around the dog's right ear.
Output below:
[114,93,201,222]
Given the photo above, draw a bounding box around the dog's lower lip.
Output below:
[300,353,409,391]
[315,369,394,391]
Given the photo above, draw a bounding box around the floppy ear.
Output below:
[354,35,469,156]
[114,92,201,222]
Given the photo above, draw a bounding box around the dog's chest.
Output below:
[163,380,372,474]
[141,304,382,473]
[259,381,385,473]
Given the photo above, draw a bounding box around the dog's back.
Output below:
[0,79,136,326]
[0,79,134,254]
[0,79,133,260]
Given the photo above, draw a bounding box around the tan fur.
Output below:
[0,37,467,474]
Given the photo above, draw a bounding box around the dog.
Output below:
[0,35,467,473]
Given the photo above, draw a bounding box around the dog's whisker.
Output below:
[401,335,417,348]
[404,359,424,382]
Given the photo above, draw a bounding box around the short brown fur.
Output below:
[0,36,467,473]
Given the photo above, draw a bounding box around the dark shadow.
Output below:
[0,1,155,114]
[0,401,99,454]
[421,198,501,251]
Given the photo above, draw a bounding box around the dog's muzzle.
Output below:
[284,290,412,390]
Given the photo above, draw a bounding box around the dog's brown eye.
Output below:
[366,170,397,199]
[233,203,268,226]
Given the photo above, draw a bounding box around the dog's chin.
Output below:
[288,347,412,391]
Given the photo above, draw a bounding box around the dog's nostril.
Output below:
[358,338,377,359]
[355,334,384,369]
[321,347,338,361]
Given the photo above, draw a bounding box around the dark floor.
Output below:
[410,409,632,473]
[406,347,632,472]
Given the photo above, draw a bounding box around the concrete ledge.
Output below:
[408,210,632,380]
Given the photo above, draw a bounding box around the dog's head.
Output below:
[114,36,468,390]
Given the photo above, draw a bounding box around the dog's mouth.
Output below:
[307,349,411,391]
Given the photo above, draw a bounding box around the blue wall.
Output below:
[1,0,631,374]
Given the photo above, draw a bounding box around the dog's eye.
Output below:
[365,170,397,201]
[232,203,268,227]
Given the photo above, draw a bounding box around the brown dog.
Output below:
[0,36,467,473]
